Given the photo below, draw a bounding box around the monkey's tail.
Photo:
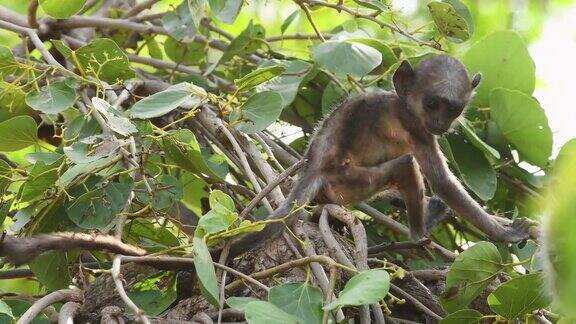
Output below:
[226,170,321,258]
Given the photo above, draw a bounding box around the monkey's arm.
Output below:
[413,140,532,242]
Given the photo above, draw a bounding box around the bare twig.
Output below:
[111,257,151,324]
[0,5,29,26]
[122,0,161,18]
[325,205,386,323]
[368,238,432,255]
[17,289,82,324]
[27,0,39,28]
[323,266,338,324]
[295,1,326,42]
[58,302,82,324]
[236,134,287,205]
[0,19,64,68]
[410,269,447,281]
[304,0,440,49]
[389,283,442,321]
[251,133,285,172]
[266,33,331,42]
[197,107,273,211]
[239,159,305,218]
[0,232,146,266]
[357,203,456,261]
[293,223,346,322]
[318,209,355,269]
[119,255,270,292]
[201,18,234,41]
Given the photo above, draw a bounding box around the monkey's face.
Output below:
[420,94,468,135]
[393,54,482,135]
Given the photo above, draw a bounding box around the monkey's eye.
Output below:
[424,97,439,111]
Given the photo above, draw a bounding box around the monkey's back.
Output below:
[305,91,411,173]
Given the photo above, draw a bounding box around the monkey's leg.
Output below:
[373,190,452,232]
[327,154,426,240]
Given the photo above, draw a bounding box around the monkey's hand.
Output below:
[492,216,540,242]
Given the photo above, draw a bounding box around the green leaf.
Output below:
[0,300,13,319]
[186,0,207,27]
[197,190,237,236]
[227,297,261,311]
[235,66,286,92]
[162,3,197,42]
[131,288,177,316]
[162,129,228,180]
[314,41,382,77]
[39,0,87,18]
[281,11,299,34]
[556,138,576,167]
[348,38,398,70]
[181,172,208,215]
[193,237,219,306]
[130,272,177,316]
[124,219,181,252]
[208,0,243,24]
[353,0,390,11]
[71,39,135,83]
[244,301,301,324]
[0,81,28,118]
[488,273,551,319]
[443,0,474,35]
[128,83,205,119]
[439,309,482,324]
[490,88,552,167]
[208,21,265,72]
[67,181,133,230]
[57,155,117,187]
[324,269,390,310]
[321,81,347,116]
[17,159,61,205]
[256,59,314,107]
[463,31,535,107]
[155,175,184,210]
[0,116,38,152]
[446,133,497,201]
[0,160,12,195]
[29,251,71,290]
[458,120,500,159]
[428,1,472,42]
[164,37,206,65]
[92,97,137,136]
[0,45,20,76]
[232,91,283,134]
[269,283,323,324]
[197,209,238,235]
[209,190,235,213]
[543,145,576,316]
[146,37,163,60]
[441,241,503,313]
[27,152,64,165]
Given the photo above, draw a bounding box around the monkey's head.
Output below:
[393,54,482,135]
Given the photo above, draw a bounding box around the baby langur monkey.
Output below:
[227,54,535,257]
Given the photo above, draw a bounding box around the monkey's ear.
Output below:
[471,73,482,89]
[393,60,415,98]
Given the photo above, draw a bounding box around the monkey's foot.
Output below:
[424,196,452,233]
[493,216,539,242]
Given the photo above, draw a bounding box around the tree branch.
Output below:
[17,289,82,324]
